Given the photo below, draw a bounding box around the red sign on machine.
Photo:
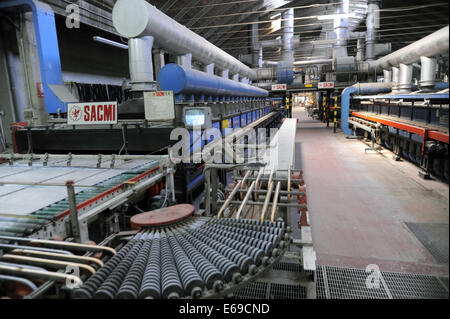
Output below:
[272,84,287,91]
[67,102,118,125]
[318,82,335,89]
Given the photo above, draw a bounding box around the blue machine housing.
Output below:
[277,62,294,85]
[158,63,269,98]
[0,0,66,114]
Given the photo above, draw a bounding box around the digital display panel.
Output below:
[185,109,206,127]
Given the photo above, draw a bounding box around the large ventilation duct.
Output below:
[369,26,449,72]
[365,2,379,61]
[112,0,257,80]
[334,0,350,58]
[128,36,155,92]
[281,8,294,63]
[251,22,263,68]
[277,8,295,84]
[158,64,268,98]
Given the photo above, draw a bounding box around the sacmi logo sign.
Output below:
[67,102,118,125]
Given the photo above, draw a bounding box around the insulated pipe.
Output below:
[129,36,155,92]
[356,38,365,62]
[341,82,392,135]
[370,26,449,71]
[281,8,294,63]
[420,56,437,90]
[251,21,262,68]
[158,64,269,97]
[391,66,400,92]
[398,63,413,93]
[112,0,256,80]
[383,70,392,83]
[334,0,350,57]
[256,68,277,80]
[365,2,380,61]
[278,8,295,84]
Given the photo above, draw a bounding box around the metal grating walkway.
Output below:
[234,263,449,299]
[317,265,449,299]
[405,222,449,264]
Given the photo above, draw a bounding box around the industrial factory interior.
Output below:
[0,0,448,304]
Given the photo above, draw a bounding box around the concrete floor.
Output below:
[293,107,449,276]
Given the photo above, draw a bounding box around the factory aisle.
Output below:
[293,107,449,276]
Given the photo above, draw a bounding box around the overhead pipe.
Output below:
[112,0,256,80]
[370,26,449,71]
[158,64,269,98]
[341,82,392,135]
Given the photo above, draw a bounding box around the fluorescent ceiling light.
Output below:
[317,13,356,20]
[270,13,281,19]
[93,36,128,50]
[311,39,338,45]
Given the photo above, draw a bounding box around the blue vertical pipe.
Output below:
[341,82,392,135]
[0,0,65,113]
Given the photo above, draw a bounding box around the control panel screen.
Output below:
[185,109,206,127]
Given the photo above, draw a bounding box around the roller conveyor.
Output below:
[0,155,168,239]
[72,218,290,299]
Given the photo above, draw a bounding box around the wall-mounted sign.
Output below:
[318,82,335,89]
[144,91,175,121]
[271,84,287,91]
[305,84,313,88]
[67,102,117,125]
